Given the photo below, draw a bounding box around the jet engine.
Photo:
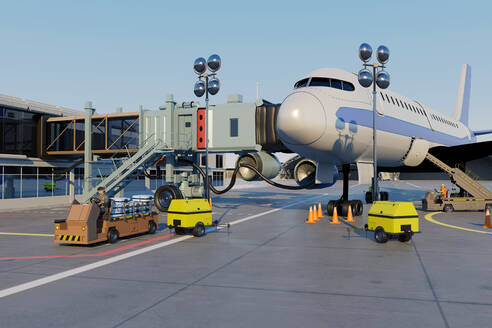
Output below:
[237,151,281,181]
[294,159,338,189]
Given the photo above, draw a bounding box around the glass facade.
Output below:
[0,107,48,156]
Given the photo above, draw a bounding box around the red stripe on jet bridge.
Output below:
[0,233,174,261]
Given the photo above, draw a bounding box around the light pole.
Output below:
[357,43,390,203]
[193,54,221,201]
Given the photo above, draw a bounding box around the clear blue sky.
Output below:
[0,1,490,136]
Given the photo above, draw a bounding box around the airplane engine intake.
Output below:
[237,151,281,181]
[294,159,338,189]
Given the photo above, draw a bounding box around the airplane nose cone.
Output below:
[277,92,326,145]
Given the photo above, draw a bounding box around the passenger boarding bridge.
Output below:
[38,94,288,204]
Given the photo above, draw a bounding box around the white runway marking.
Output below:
[0,193,326,299]
[404,181,421,189]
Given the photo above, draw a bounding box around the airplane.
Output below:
[276,63,492,216]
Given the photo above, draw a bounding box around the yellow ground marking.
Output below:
[0,232,54,237]
[424,212,492,235]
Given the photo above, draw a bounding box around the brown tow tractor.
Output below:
[54,200,159,245]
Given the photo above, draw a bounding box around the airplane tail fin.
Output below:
[453,63,471,126]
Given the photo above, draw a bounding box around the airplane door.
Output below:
[178,114,193,149]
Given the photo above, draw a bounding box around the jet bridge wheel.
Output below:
[155,185,183,212]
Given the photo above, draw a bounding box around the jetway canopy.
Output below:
[45,112,139,155]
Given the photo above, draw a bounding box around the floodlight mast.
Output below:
[357,44,390,203]
[193,55,221,201]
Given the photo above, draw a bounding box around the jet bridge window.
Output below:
[230,118,239,137]
[294,78,309,89]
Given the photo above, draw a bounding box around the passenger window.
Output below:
[230,118,239,137]
[330,79,342,89]
[310,77,331,87]
[294,78,309,89]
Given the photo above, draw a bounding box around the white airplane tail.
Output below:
[453,63,471,126]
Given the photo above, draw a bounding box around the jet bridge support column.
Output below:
[83,102,95,197]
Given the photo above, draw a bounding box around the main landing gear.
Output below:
[327,164,364,217]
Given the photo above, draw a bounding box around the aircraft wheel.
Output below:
[327,201,335,216]
[351,200,363,216]
[365,192,373,204]
[380,191,389,201]
[340,202,349,217]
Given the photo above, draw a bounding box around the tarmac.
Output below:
[0,180,491,328]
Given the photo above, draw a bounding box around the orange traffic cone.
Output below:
[313,204,320,221]
[330,206,341,224]
[484,208,491,229]
[346,205,354,222]
[306,206,316,224]
[209,198,213,209]
[317,202,324,218]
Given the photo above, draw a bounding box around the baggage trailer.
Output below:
[54,200,159,245]
[422,191,492,212]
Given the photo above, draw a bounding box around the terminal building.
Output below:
[0,93,230,205]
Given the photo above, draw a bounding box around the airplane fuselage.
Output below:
[276,68,475,169]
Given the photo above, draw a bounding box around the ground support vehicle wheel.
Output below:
[398,232,412,242]
[374,226,388,243]
[148,221,157,234]
[443,204,454,213]
[192,222,206,237]
[174,227,187,235]
[107,228,119,243]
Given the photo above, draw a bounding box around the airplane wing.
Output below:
[380,140,492,173]
[428,140,492,163]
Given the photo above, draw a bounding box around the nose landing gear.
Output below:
[326,164,364,217]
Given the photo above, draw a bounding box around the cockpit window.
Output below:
[294,78,309,88]
[342,81,355,91]
[330,79,342,89]
[310,77,331,87]
[304,77,354,92]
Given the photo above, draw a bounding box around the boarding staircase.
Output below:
[81,137,167,203]
[425,153,492,199]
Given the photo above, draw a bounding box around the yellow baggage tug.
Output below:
[365,201,419,243]
[167,199,216,237]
